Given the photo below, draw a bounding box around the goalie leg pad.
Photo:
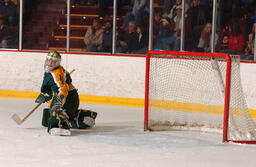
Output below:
[47,109,71,133]
[75,109,97,129]
[83,117,95,128]
[42,108,50,127]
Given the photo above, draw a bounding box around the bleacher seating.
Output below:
[23,1,162,51]
[22,0,65,50]
[70,5,132,16]
[48,38,85,51]
[53,27,87,37]
[48,5,129,51]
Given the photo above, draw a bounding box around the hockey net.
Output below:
[144,50,256,143]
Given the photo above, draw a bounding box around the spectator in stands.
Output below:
[221,21,245,55]
[217,35,228,51]
[197,23,218,52]
[186,0,211,49]
[122,0,149,28]
[0,0,17,26]
[187,0,210,27]
[84,18,104,52]
[154,17,171,50]
[99,20,112,52]
[153,11,162,40]
[134,26,148,54]
[0,15,13,48]
[244,22,256,59]
[116,21,139,53]
[164,0,189,20]
[154,17,179,51]
[171,5,182,50]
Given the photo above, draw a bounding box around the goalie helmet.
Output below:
[44,51,61,72]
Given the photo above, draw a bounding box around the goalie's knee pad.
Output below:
[75,109,97,129]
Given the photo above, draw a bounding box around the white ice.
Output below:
[1,98,256,167]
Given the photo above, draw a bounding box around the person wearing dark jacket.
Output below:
[0,0,17,26]
[99,21,113,52]
[117,21,139,53]
[0,15,15,48]
[134,26,148,54]
[186,0,210,48]
[154,17,178,51]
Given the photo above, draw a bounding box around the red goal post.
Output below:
[144,50,256,144]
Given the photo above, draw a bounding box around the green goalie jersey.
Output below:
[40,65,75,103]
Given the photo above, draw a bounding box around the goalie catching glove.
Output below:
[35,93,52,103]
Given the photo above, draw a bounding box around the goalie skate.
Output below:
[49,128,71,136]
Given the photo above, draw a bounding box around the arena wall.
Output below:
[0,50,256,110]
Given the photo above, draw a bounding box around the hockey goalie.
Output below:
[35,51,97,136]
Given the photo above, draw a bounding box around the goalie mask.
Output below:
[44,51,61,72]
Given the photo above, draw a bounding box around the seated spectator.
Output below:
[171,5,183,50]
[154,17,179,51]
[122,0,149,28]
[186,0,210,49]
[154,17,172,50]
[0,15,16,48]
[116,21,139,53]
[153,11,162,40]
[99,20,112,52]
[134,26,148,54]
[0,0,17,26]
[221,21,245,55]
[84,18,104,52]
[197,23,218,52]
[217,35,228,51]
[244,22,256,59]
[164,0,189,20]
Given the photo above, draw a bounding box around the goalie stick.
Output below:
[11,69,76,125]
[11,102,42,125]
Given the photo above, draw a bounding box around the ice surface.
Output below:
[1,98,256,167]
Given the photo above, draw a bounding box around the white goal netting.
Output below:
[146,52,256,142]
